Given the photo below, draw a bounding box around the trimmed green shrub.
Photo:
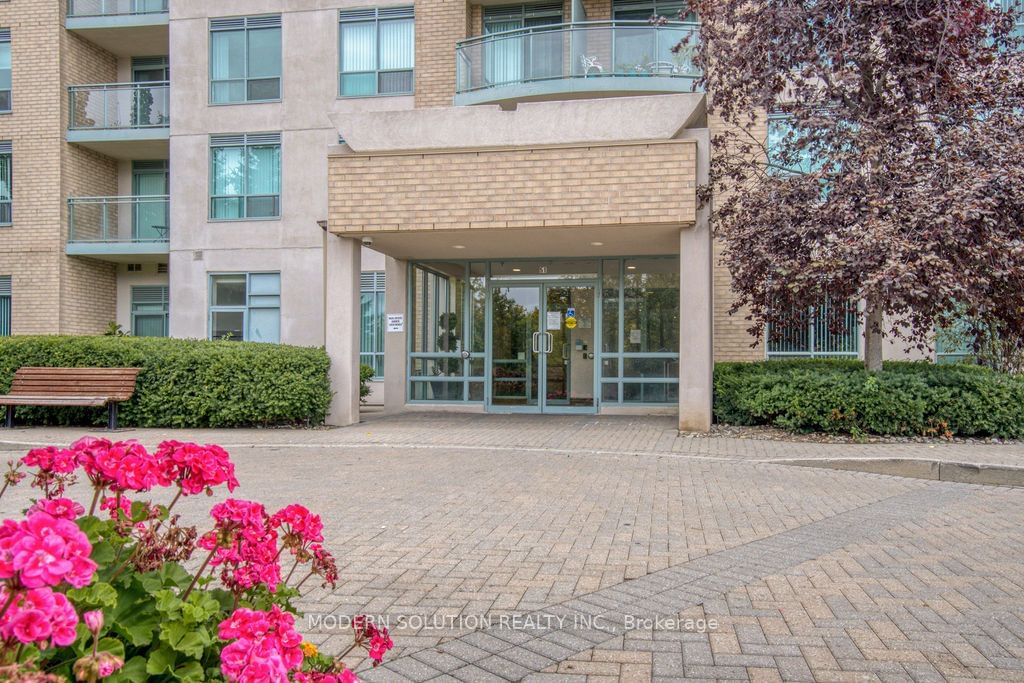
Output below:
[0,336,331,428]
[360,364,375,403]
[714,360,1024,438]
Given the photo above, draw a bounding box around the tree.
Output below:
[688,0,1024,370]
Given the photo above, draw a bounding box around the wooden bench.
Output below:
[0,367,141,430]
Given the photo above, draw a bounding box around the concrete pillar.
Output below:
[324,233,362,426]
[678,127,713,432]
[383,256,409,414]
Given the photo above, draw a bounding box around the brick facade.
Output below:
[328,140,697,232]
[414,0,471,107]
[0,1,117,336]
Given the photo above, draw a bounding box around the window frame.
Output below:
[208,272,281,343]
[208,132,282,221]
[766,299,861,360]
[360,271,386,380]
[338,7,415,98]
[209,15,283,105]
[130,285,170,337]
[0,29,10,114]
[0,275,9,337]
[0,141,10,227]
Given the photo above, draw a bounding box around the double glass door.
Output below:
[489,282,597,413]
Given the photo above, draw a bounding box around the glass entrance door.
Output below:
[489,285,541,409]
[488,282,597,413]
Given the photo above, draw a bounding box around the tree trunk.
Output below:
[864,300,884,372]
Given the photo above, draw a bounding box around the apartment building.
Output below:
[1,2,1016,428]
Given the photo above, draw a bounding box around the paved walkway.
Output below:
[2,414,1024,681]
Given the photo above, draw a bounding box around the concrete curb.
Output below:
[772,457,1024,487]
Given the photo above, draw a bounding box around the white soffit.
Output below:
[331,94,707,153]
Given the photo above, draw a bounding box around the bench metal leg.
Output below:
[3,406,11,429]
[107,403,118,431]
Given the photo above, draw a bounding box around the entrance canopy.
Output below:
[326,94,708,261]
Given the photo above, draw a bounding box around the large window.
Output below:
[339,7,414,97]
[407,259,679,405]
[601,258,680,404]
[0,30,10,113]
[210,133,281,220]
[995,1,1024,40]
[767,300,860,359]
[361,271,386,378]
[0,142,10,226]
[210,15,282,104]
[209,272,281,343]
[0,275,9,336]
[482,3,562,86]
[131,286,169,337]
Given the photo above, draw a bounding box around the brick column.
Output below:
[414,0,470,107]
[324,233,362,426]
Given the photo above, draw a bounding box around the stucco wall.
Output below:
[167,3,414,346]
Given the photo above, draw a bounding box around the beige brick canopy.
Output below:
[326,95,708,260]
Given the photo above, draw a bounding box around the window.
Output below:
[600,258,680,404]
[361,271,386,378]
[210,15,282,103]
[612,0,695,21]
[209,272,280,343]
[0,30,9,113]
[767,299,860,359]
[0,142,9,225]
[210,133,281,220]
[482,3,562,85]
[339,7,414,97]
[767,113,820,176]
[995,1,1024,41]
[0,275,9,336]
[131,285,169,337]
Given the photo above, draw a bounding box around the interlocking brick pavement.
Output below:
[1,414,1023,680]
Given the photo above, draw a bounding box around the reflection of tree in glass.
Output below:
[624,272,679,352]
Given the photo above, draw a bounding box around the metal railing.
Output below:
[766,300,861,359]
[456,20,700,94]
[69,82,170,131]
[68,196,170,244]
[67,0,168,18]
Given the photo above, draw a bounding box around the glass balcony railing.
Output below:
[456,21,700,96]
[68,196,170,245]
[67,0,168,18]
[68,82,170,131]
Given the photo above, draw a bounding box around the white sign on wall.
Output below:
[386,314,405,333]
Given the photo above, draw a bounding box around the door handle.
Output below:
[532,332,540,354]
[545,332,554,354]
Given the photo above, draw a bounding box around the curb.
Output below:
[772,457,1024,487]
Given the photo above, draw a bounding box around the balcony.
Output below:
[66,195,170,262]
[67,82,170,158]
[455,21,700,106]
[66,1,169,56]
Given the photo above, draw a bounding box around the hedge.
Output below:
[0,336,332,428]
[714,359,1024,438]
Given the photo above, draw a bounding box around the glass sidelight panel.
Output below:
[490,285,541,407]
[544,285,596,409]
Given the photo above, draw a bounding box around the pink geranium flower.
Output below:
[0,587,80,648]
[200,499,281,594]
[218,606,303,683]
[156,441,239,496]
[0,511,96,588]
[22,447,78,474]
[30,498,84,521]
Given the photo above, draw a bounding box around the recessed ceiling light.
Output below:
[590,241,604,246]
[453,245,466,249]
[512,268,521,272]
[627,265,637,270]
